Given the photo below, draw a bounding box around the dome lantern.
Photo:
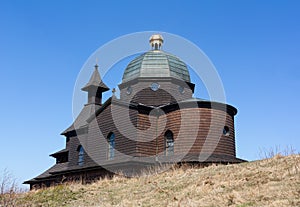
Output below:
[149,34,164,50]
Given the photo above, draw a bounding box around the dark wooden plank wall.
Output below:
[120,81,193,106]
[136,107,236,157]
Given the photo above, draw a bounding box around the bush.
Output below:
[259,145,298,159]
[0,169,24,207]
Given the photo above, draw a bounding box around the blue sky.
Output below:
[0,1,299,186]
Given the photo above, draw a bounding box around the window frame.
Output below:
[223,126,230,136]
[107,132,115,160]
[164,130,174,156]
[77,145,84,166]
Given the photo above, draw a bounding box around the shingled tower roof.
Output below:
[81,64,109,92]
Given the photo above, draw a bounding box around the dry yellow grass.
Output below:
[15,154,300,207]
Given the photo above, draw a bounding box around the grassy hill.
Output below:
[3,154,300,207]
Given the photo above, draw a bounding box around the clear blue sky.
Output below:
[0,1,299,186]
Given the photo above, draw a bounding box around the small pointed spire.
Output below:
[81,62,110,105]
[112,88,116,96]
[81,63,109,92]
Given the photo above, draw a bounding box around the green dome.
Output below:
[122,50,191,83]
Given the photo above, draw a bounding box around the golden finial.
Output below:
[149,34,164,50]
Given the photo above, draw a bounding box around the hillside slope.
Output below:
[14,155,300,206]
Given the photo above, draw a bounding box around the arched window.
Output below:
[77,145,84,166]
[164,130,174,156]
[107,132,115,160]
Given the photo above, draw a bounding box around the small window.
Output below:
[165,130,174,156]
[150,82,160,91]
[77,145,84,166]
[126,86,132,95]
[223,126,230,136]
[107,133,115,160]
[178,86,185,94]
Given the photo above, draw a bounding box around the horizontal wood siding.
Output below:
[85,104,138,164]
[68,135,81,167]
[136,107,236,158]
[53,102,236,174]
[120,81,193,106]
